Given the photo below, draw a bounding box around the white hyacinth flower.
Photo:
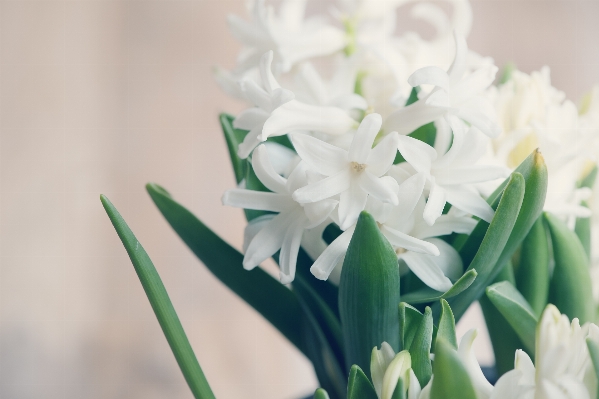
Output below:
[385,32,500,142]
[291,113,400,230]
[396,126,508,226]
[222,145,336,283]
[491,304,599,399]
[227,0,346,73]
[371,344,422,399]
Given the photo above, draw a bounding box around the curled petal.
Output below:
[408,66,450,91]
[311,226,354,280]
[398,251,452,292]
[237,127,262,159]
[222,189,293,212]
[290,133,347,176]
[397,135,437,174]
[252,145,288,193]
[444,186,494,223]
[367,132,400,177]
[259,51,280,93]
[384,100,447,136]
[233,108,269,131]
[279,218,305,284]
[243,211,294,270]
[381,225,440,256]
[458,329,494,399]
[423,183,446,226]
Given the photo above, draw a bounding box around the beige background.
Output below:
[0,1,597,398]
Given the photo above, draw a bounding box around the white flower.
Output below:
[458,329,494,399]
[371,344,422,399]
[396,126,508,226]
[227,0,346,73]
[222,145,336,283]
[291,113,399,230]
[491,304,599,399]
[384,32,500,142]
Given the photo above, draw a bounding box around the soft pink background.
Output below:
[0,1,597,398]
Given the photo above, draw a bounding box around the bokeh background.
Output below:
[0,0,598,398]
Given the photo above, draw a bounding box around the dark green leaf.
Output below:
[146,183,307,356]
[516,217,550,316]
[394,123,436,164]
[445,173,526,320]
[313,388,330,399]
[219,113,248,184]
[101,195,216,399]
[409,307,433,387]
[399,303,422,351]
[347,365,378,399]
[339,212,401,372]
[437,299,457,350]
[430,339,477,399]
[400,270,477,304]
[391,377,406,399]
[485,281,537,353]
[545,212,594,323]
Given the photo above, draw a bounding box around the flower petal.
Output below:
[252,145,288,193]
[222,189,293,212]
[338,184,369,230]
[424,238,463,281]
[371,342,397,398]
[423,183,446,226]
[447,32,468,83]
[233,107,269,131]
[398,251,453,291]
[433,165,510,185]
[397,135,437,174]
[408,66,450,91]
[290,133,347,176]
[243,214,274,252]
[349,113,383,164]
[367,132,400,176]
[293,169,351,203]
[359,172,399,205]
[259,51,280,93]
[303,199,338,228]
[243,211,293,269]
[444,186,494,223]
[381,225,440,256]
[237,127,262,159]
[311,226,354,280]
[413,214,476,238]
[458,329,494,399]
[279,217,305,284]
[239,78,271,111]
[384,100,447,136]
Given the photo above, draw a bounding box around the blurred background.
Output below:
[0,0,598,398]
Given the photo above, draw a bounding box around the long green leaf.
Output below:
[437,299,457,349]
[146,183,307,355]
[430,339,477,399]
[347,365,378,399]
[219,113,248,184]
[445,173,525,320]
[100,195,215,399]
[485,281,537,353]
[339,212,401,372]
[545,212,594,323]
[391,377,406,399]
[400,270,477,304]
[515,217,550,316]
[409,307,433,387]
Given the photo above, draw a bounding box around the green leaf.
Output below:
[515,216,550,316]
[313,388,330,399]
[400,270,477,304]
[437,299,457,350]
[399,303,422,351]
[100,195,216,399]
[485,281,537,353]
[445,172,526,321]
[347,365,378,399]
[391,377,406,399]
[219,113,248,184]
[146,183,307,356]
[430,339,477,399]
[575,165,597,259]
[339,211,401,372]
[586,338,599,399]
[545,212,594,323]
[409,307,433,387]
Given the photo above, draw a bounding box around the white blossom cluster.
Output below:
[217,0,599,293]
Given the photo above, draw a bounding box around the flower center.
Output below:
[350,161,367,172]
[395,247,407,255]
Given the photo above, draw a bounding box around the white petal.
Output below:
[243,214,274,252]
[239,78,271,111]
[490,369,526,399]
[233,108,269,130]
[290,133,347,176]
[458,329,494,399]
[252,145,288,193]
[338,185,369,230]
[423,183,446,226]
[413,214,476,238]
[237,127,262,159]
[297,62,327,105]
[279,218,305,284]
[349,113,383,164]
[263,100,357,139]
[408,66,450,91]
[444,186,494,223]
[381,225,440,256]
[384,100,447,136]
[371,342,397,398]
[244,211,293,269]
[407,369,421,399]
[381,351,412,399]
[397,135,437,174]
[433,165,510,185]
[300,223,328,261]
[456,107,501,138]
[398,251,453,292]
[259,51,280,93]
[367,132,399,176]
[310,226,354,280]
[452,64,498,104]
[331,93,368,111]
[293,170,351,203]
[303,199,338,228]
[447,32,468,83]
[359,172,399,205]
[424,238,463,281]
[222,189,293,212]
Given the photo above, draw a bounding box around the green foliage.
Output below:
[408,307,433,387]
[101,195,216,399]
[391,377,406,399]
[586,338,599,399]
[437,299,457,350]
[339,212,401,372]
[545,212,594,323]
[430,340,477,399]
[146,183,307,356]
[313,388,330,399]
[575,165,597,259]
[400,270,477,304]
[486,281,537,353]
[347,365,378,399]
